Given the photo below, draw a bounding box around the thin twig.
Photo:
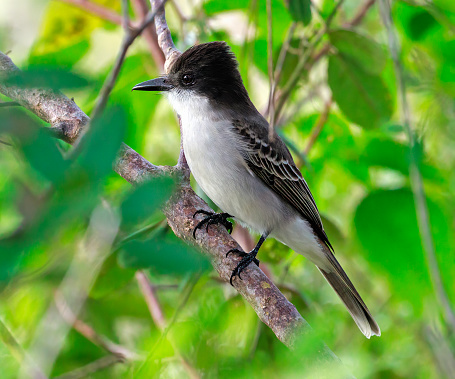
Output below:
[274,0,344,121]
[349,0,375,27]
[53,355,123,379]
[135,271,200,379]
[306,1,376,70]
[91,0,167,120]
[136,273,201,376]
[55,291,140,361]
[304,97,332,155]
[22,204,121,377]
[150,0,180,72]
[135,271,166,329]
[266,0,275,141]
[378,0,455,333]
[57,0,135,28]
[131,0,166,69]
[0,318,47,378]
[121,0,129,30]
[274,22,297,91]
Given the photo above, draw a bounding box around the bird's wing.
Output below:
[233,120,333,251]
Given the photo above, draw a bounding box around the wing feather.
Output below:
[233,120,333,251]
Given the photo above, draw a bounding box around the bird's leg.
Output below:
[192,210,233,238]
[226,233,268,285]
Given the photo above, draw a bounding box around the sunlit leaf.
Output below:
[329,29,387,74]
[328,54,394,129]
[354,189,451,311]
[29,40,90,69]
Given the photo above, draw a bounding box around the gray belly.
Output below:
[182,123,288,234]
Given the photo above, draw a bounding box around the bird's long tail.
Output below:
[317,252,381,338]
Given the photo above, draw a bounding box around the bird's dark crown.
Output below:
[168,42,255,111]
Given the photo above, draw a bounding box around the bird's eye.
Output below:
[181,74,195,86]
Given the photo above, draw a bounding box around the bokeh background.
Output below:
[1,0,455,377]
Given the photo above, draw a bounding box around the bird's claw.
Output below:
[226,248,260,285]
[192,210,233,238]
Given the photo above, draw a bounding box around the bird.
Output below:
[132,41,381,338]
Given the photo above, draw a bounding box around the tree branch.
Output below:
[131,0,166,69]
[304,97,332,155]
[91,0,167,120]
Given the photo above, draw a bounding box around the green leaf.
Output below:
[74,106,126,180]
[354,189,451,311]
[362,138,441,182]
[20,129,70,184]
[394,2,441,42]
[1,110,69,184]
[121,176,176,227]
[328,54,394,129]
[286,0,311,25]
[329,29,387,74]
[90,253,136,298]
[29,40,90,70]
[118,233,210,273]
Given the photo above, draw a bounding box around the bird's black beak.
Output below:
[132,77,173,92]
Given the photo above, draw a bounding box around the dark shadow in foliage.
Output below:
[121,175,177,229]
[119,230,210,275]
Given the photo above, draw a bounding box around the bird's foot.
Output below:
[192,210,233,238]
[226,248,260,285]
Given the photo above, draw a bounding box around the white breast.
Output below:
[167,90,288,234]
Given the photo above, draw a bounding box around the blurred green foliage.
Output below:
[0,0,455,378]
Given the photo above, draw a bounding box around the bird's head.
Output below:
[132,42,255,117]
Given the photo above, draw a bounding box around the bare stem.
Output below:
[275,0,344,118]
[378,0,455,332]
[131,0,166,68]
[266,0,275,141]
[53,355,123,379]
[91,0,167,120]
[136,274,201,376]
[135,271,200,378]
[55,291,140,360]
[274,22,297,91]
[304,97,332,155]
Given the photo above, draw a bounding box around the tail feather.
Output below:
[318,254,381,338]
